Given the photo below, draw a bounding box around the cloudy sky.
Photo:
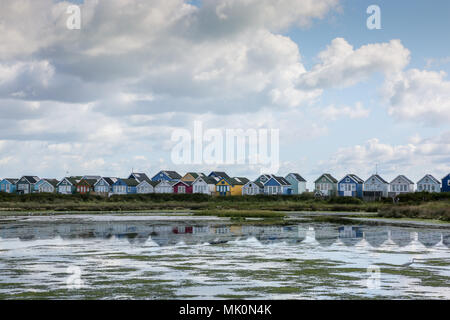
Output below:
[0,0,449,188]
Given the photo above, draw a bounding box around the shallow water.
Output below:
[0,215,449,299]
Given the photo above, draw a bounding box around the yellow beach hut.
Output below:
[215,177,249,196]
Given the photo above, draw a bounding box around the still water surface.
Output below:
[0,215,449,299]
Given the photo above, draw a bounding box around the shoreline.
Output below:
[0,192,448,223]
[1,209,449,229]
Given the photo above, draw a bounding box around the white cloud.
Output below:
[0,60,54,91]
[383,69,450,126]
[0,1,414,114]
[425,56,450,69]
[0,0,335,110]
[298,38,410,89]
[320,102,370,121]
[211,0,339,31]
[0,0,65,60]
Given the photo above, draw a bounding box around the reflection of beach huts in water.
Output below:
[19,233,36,241]
[280,225,302,243]
[261,226,284,234]
[150,234,170,247]
[92,223,115,239]
[443,233,450,248]
[338,226,363,246]
[240,225,261,240]
[211,225,231,234]
[363,229,389,247]
[258,226,285,244]
[283,225,305,244]
[193,226,210,234]
[314,227,339,246]
[124,232,150,244]
[389,230,413,247]
[115,224,140,241]
[56,224,74,238]
[146,226,172,246]
[418,232,442,247]
[152,225,172,234]
[241,225,258,235]
[230,225,243,236]
[58,224,86,240]
[172,226,193,234]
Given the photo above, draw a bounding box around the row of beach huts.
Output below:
[0,170,449,199]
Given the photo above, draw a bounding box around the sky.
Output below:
[0,0,449,189]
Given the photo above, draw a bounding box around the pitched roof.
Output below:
[254,181,264,188]
[194,176,219,185]
[56,176,82,186]
[149,180,159,187]
[121,178,139,187]
[42,179,59,187]
[255,174,272,183]
[155,179,171,187]
[2,178,18,184]
[279,176,291,185]
[390,175,414,184]
[137,179,159,187]
[269,176,291,186]
[339,174,364,184]
[417,174,441,185]
[243,181,264,188]
[104,177,119,185]
[208,171,230,179]
[164,171,182,179]
[20,176,40,184]
[286,173,306,182]
[215,176,236,185]
[93,177,118,187]
[324,173,338,183]
[184,172,206,179]
[364,174,388,184]
[175,180,193,186]
[86,178,98,186]
[67,176,82,185]
[314,173,338,183]
[129,173,150,183]
[81,175,101,181]
[350,174,364,184]
[151,170,182,181]
[205,176,220,184]
[232,177,250,185]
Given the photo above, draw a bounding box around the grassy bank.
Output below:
[0,192,381,212]
[378,201,450,221]
[0,192,449,221]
